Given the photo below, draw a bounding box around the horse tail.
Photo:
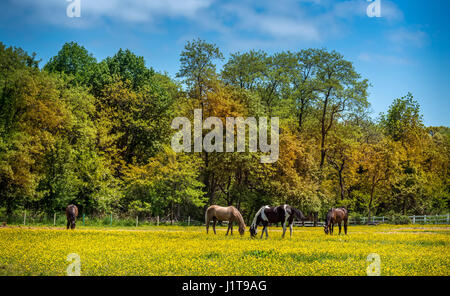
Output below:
[205,206,212,225]
[251,206,266,227]
[291,207,306,221]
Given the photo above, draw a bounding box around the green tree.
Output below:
[44,42,97,85]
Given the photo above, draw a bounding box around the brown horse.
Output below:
[324,207,348,235]
[205,205,246,236]
[66,204,78,230]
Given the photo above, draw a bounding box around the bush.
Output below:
[388,213,411,225]
[349,213,365,224]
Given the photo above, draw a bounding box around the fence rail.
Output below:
[292,214,450,227]
[1,212,449,227]
[348,214,450,225]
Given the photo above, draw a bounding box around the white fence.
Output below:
[350,214,450,225]
[292,214,450,227]
[293,221,325,227]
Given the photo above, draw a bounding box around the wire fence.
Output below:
[0,211,204,227]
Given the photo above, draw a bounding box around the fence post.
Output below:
[54,213,56,226]
[157,215,159,226]
[23,210,26,225]
[447,213,449,224]
[136,216,138,227]
[382,216,385,223]
[188,216,190,226]
[424,215,426,224]
[412,215,415,224]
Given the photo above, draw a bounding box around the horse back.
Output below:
[333,208,348,223]
[66,205,78,218]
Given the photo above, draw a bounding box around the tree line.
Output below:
[0,39,448,223]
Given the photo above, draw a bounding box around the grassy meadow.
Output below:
[0,225,448,276]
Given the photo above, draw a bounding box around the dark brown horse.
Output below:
[66,205,78,230]
[249,205,306,238]
[324,207,348,235]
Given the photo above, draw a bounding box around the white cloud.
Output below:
[388,28,429,49]
[5,0,410,48]
[358,52,413,65]
[8,0,213,24]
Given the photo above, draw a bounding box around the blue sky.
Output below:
[0,0,448,126]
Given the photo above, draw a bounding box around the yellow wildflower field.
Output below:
[0,225,448,276]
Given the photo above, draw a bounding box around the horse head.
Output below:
[249,225,257,237]
[323,224,329,234]
[238,224,246,236]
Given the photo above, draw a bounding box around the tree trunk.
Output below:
[338,165,345,200]
[6,197,13,224]
[367,185,375,225]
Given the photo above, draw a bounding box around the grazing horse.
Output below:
[249,205,306,238]
[324,207,348,235]
[66,204,78,230]
[205,205,246,236]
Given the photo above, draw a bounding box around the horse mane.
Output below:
[326,208,333,225]
[290,206,306,220]
[232,207,246,229]
[251,206,266,227]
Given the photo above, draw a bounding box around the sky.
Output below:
[0,0,448,126]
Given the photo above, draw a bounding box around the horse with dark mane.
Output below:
[66,204,78,230]
[249,205,306,238]
[205,205,246,236]
[324,207,348,235]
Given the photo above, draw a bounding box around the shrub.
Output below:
[388,213,411,225]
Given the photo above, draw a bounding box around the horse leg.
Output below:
[290,223,293,238]
[260,225,265,239]
[282,221,287,238]
[226,222,231,236]
[338,222,342,235]
[331,224,334,235]
[67,220,70,230]
[230,221,233,235]
[344,220,348,235]
[213,219,217,235]
[265,225,269,238]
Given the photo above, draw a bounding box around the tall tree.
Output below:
[177,38,223,109]
[44,42,96,85]
[314,49,369,168]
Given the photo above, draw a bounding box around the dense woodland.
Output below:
[0,40,448,223]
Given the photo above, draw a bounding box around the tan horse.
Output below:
[205,205,246,236]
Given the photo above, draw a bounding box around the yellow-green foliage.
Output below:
[0,225,448,276]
